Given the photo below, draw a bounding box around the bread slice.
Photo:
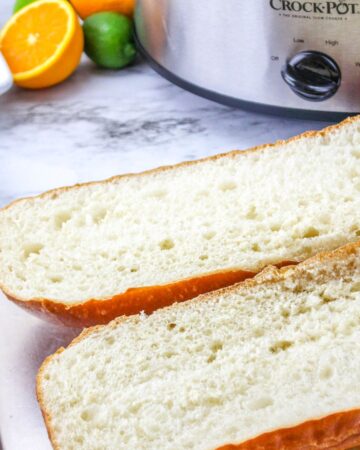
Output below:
[37,241,360,450]
[1,116,360,326]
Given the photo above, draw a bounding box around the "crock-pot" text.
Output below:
[270,0,360,14]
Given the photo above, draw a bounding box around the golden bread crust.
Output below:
[217,409,360,449]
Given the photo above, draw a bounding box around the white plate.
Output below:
[0,53,12,96]
[0,293,80,450]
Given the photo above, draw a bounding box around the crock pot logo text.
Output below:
[270,0,359,14]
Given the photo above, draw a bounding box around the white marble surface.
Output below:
[0,61,333,207]
[0,1,336,449]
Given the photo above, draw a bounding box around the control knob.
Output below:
[281,51,341,101]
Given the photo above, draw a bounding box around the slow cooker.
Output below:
[134,0,360,120]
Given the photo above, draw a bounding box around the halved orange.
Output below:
[0,0,83,89]
[70,0,135,19]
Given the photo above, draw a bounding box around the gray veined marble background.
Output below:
[0,1,335,450]
[0,2,331,209]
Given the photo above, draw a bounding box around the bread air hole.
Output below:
[319,291,337,304]
[211,341,223,353]
[207,354,217,363]
[159,239,175,251]
[302,227,320,238]
[203,231,215,240]
[219,181,237,192]
[351,282,360,293]
[54,211,71,230]
[297,305,311,315]
[105,336,115,345]
[253,327,265,337]
[49,275,63,284]
[80,409,95,422]
[352,149,360,159]
[269,340,293,354]
[23,243,44,259]
[270,223,281,232]
[350,224,360,235]
[14,270,26,282]
[207,341,223,363]
[302,246,313,257]
[319,365,334,380]
[249,396,274,411]
[74,436,84,445]
[129,403,141,414]
[246,205,258,220]
[149,189,168,199]
[349,168,359,179]
[245,205,262,220]
[298,199,308,207]
[92,208,107,224]
[96,370,105,381]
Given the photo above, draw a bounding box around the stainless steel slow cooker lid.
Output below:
[135,0,360,120]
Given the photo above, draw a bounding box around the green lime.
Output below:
[13,0,38,13]
[83,12,136,70]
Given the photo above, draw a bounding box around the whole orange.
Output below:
[70,0,135,19]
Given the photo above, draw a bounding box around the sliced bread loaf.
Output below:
[37,241,360,450]
[1,116,360,326]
